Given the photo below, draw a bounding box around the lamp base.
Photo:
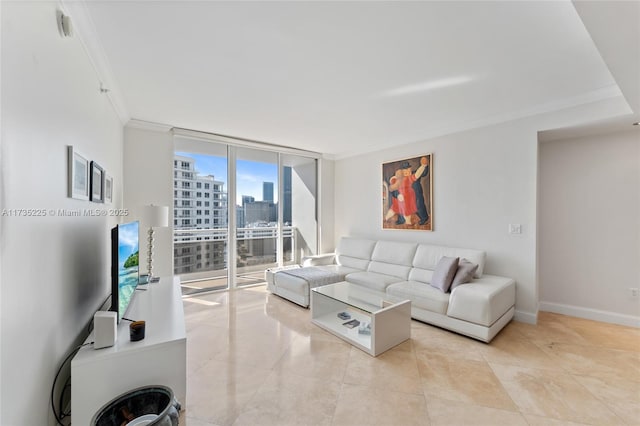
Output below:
[147,227,155,282]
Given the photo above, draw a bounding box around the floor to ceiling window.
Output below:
[235,147,279,287]
[173,132,318,294]
[173,140,229,295]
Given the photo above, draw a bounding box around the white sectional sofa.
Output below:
[269,237,516,342]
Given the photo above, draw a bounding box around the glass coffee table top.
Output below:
[312,281,407,314]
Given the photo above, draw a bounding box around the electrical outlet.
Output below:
[629,288,639,298]
[509,224,522,235]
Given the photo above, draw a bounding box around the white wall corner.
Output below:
[126,118,173,133]
[322,152,337,161]
[59,0,130,124]
[539,301,640,328]
[514,309,538,325]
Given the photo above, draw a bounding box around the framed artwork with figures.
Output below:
[382,154,433,231]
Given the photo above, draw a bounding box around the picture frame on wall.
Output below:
[104,175,113,204]
[90,161,105,203]
[68,146,90,200]
[382,153,433,231]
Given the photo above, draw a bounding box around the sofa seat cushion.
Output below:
[314,264,361,280]
[386,281,450,315]
[345,271,403,292]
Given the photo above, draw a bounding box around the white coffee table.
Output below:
[311,281,411,356]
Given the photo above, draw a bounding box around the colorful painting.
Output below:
[382,154,433,231]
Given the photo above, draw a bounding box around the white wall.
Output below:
[1,2,124,424]
[539,129,640,326]
[291,160,317,258]
[123,126,174,278]
[319,157,335,253]
[334,121,539,320]
[332,98,631,323]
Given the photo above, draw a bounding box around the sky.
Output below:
[117,221,139,267]
[176,152,278,202]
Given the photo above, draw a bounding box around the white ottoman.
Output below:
[270,267,342,307]
[265,265,301,293]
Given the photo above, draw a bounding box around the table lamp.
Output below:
[141,204,169,281]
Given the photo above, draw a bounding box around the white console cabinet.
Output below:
[71,276,186,424]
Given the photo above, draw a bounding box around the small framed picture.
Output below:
[68,146,90,200]
[90,161,105,203]
[104,174,113,204]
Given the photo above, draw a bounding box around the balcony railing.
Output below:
[174,226,294,242]
[174,226,297,287]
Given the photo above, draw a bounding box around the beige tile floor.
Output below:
[179,285,640,426]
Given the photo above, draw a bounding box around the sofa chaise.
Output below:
[267,237,516,342]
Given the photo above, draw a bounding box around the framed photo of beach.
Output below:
[382,154,433,231]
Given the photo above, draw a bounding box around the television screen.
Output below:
[111,221,140,322]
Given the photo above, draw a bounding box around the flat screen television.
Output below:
[110,221,140,323]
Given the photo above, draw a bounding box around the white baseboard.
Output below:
[539,302,640,328]
[514,310,537,325]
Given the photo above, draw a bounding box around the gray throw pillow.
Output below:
[450,258,479,291]
[430,256,459,292]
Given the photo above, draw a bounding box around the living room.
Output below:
[1,1,638,425]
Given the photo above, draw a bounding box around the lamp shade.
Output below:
[142,205,169,228]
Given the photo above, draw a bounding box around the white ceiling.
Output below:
[78,1,637,157]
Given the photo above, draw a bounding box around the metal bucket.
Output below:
[91,385,180,426]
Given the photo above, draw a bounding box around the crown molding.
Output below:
[333,85,627,160]
[321,153,337,161]
[59,0,130,124]
[126,119,173,133]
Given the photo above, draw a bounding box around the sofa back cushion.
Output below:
[336,237,377,270]
[411,244,486,280]
[408,268,434,284]
[368,241,417,280]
